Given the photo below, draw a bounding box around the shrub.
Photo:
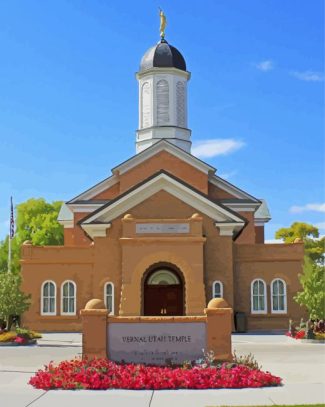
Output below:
[16,327,42,339]
[29,357,282,390]
[232,351,261,370]
[0,331,17,342]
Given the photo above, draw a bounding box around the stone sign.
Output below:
[108,322,206,365]
[136,223,190,234]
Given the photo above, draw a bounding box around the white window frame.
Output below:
[212,280,224,298]
[251,279,267,314]
[60,280,77,316]
[104,282,114,315]
[271,278,287,314]
[41,280,57,316]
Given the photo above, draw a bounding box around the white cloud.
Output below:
[192,139,245,159]
[289,203,325,214]
[291,70,324,82]
[255,60,274,72]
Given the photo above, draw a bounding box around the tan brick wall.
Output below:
[93,182,120,200]
[233,243,306,330]
[21,245,94,331]
[208,182,237,200]
[119,151,209,194]
[255,226,265,243]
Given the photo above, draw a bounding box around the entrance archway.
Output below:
[143,265,184,316]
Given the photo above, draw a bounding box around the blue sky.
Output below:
[0,0,324,241]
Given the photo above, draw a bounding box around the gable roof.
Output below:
[209,174,260,202]
[112,139,216,175]
[67,174,118,204]
[254,199,271,222]
[80,171,246,232]
[66,140,216,205]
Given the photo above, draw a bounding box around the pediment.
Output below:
[80,171,245,239]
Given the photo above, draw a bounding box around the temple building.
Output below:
[21,31,304,332]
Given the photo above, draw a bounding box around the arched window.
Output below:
[104,282,114,315]
[156,79,169,125]
[61,281,76,315]
[41,281,56,315]
[141,82,151,128]
[212,281,223,298]
[271,279,287,313]
[251,279,267,314]
[176,81,186,127]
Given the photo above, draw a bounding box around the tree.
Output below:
[275,222,325,319]
[0,273,31,328]
[15,199,64,246]
[275,222,324,265]
[0,198,63,274]
[294,257,325,320]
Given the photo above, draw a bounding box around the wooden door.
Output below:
[144,285,183,316]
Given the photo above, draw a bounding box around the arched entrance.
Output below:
[143,265,184,316]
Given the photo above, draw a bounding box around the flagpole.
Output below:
[8,231,11,273]
[8,196,14,273]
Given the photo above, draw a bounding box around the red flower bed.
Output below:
[286,329,305,340]
[28,358,282,390]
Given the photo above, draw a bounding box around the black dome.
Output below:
[140,40,186,72]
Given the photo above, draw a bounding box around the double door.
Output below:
[144,285,183,316]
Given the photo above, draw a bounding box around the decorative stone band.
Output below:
[80,297,233,364]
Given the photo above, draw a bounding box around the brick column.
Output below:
[80,299,108,359]
[204,298,233,361]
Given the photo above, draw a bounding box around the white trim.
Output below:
[136,67,191,80]
[40,280,57,316]
[60,280,77,316]
[209,175,259,202]
[112,140,215,176]
[251,279,267,314]
[82,223,111,239]
[104,282,114,315]
[68,204,104,212]
[212,281,224,298]
[68,175,118,203]
[254,220,268,227]
[223,202,260,212]
[214,222,243,236]
[271,278,287,314]
[59,220,74,228]
[82,173,245,231]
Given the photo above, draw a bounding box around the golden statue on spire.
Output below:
[159,8,167,40]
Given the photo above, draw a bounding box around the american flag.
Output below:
[9,196,14,239]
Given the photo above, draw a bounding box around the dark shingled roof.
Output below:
[140,39,186,72]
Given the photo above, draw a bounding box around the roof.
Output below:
[209,175,260,202]
[254,199,271,221]
[140,40,186,72]
[79,170,246,239]
[113,139,216,175]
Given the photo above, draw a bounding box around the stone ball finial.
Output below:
[207,297,229,309]
[85,299,106,310]
[23,240,32,245]
[293,237,303,243]
[123,213,133,221]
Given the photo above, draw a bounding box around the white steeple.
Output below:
[135,39,191,154]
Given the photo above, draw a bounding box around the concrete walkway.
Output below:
[0,333,324,406]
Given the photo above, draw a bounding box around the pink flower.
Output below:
[14,336,26,344]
